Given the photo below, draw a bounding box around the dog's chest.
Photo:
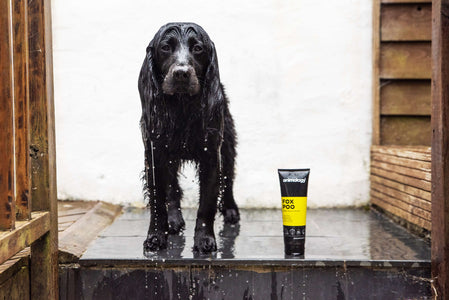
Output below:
[167,112,205,158]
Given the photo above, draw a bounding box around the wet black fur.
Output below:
[138,23,239,253]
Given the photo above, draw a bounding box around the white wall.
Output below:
[52,0,372,208]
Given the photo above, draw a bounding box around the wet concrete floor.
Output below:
[81,207,430,263]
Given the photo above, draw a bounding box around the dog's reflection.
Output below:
[218,223,240,259]
[143,222,240,259]
[143,234,186,259]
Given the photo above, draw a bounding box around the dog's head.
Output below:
[143,22,219,97]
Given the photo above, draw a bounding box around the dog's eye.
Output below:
[161,45,171,52]
[193,45,203,53]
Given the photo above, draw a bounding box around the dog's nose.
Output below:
[173,66,191,82]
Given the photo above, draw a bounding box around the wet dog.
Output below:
[138,23,239,253]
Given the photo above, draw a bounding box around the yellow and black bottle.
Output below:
[278,168,310,257]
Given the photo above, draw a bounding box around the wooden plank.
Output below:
[59,201,122,263]
[0,0,15,231]
[371,195,431,230]
[371,160,430,181]
[381,4,431,41]
[13,0,31,221]
[380,116,431,145]
[431,0,449,297]
[373,0,381,145]
[371,145,431,160]
[380,42,431,79]
[0,211,49,265]
[380,80,431,115]
[371,153,431,171]
[371,181,431,212]
[28,0,58,298]
[371,174,431,201]
[371,166,431,191]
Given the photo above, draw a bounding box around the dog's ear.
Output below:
[203,41,225,121]
[138,40,160,114]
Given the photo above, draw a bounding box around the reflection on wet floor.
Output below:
[81,207,429,262]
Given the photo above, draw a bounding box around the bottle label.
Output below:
[281,196,307,226]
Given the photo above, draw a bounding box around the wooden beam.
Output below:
[13,0,31,221]
[431,0,449,298]
[27,0,58,298]
[0,211,49,265]
[0,0,16,230]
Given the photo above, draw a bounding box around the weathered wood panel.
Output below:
[370,145,432,236]
[431,0,449,297]
[381,4,431,41]
[380,80,431,115]
[380,116,431,145]
[13,0,31,221]
[380,42,431,79]
[0,0,16,231]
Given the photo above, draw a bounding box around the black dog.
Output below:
[138,23,239,253]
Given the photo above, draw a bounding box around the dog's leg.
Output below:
[167,161,185,234]
[220,120,240,224]
[143,145,170,251]
[194,151,220,253]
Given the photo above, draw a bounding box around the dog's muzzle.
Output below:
[162,65,200,96]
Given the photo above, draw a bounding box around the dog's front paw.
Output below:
[194,233,217,253]
[143,232,168,251]
[223,208,240,224]
[168,209,185,234]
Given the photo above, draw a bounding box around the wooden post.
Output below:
[28,0,58,298]
[0,0,16,231]
[13,0,31,221]
[431,0,449,298]
[372,0,381,145]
